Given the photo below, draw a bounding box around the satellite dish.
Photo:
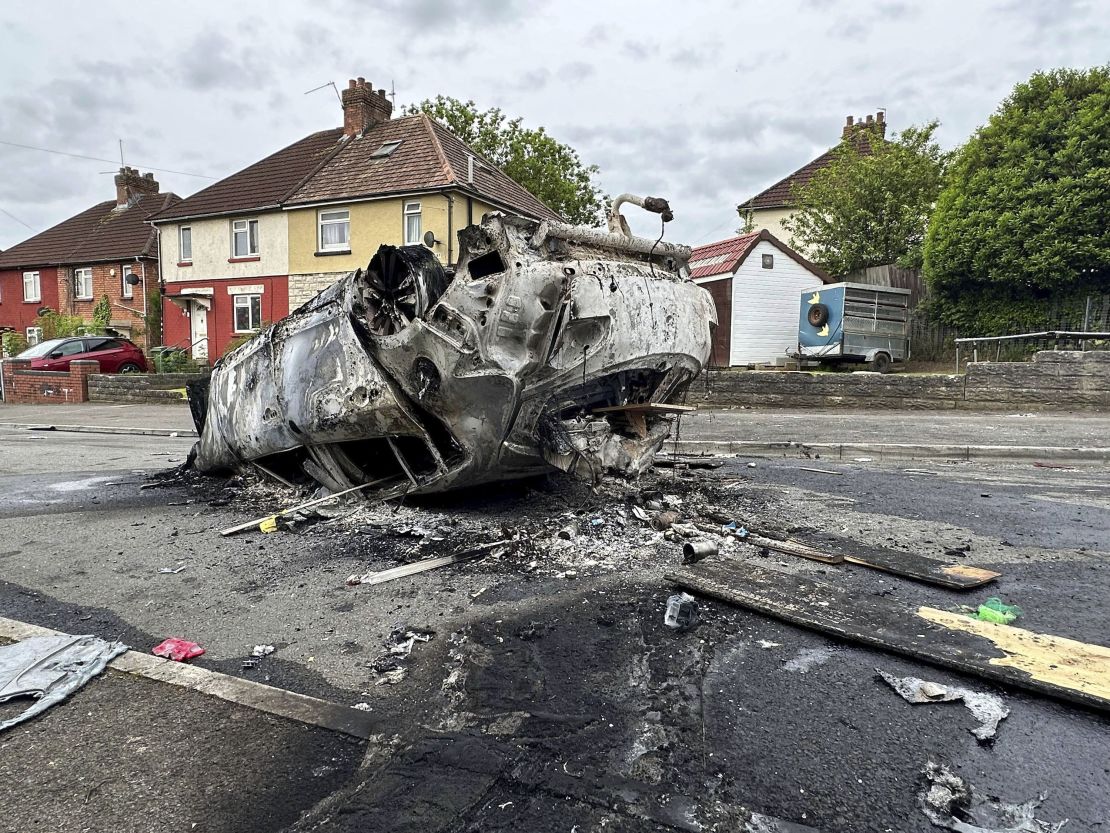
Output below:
[422,230,439,248]
[125,273,142,285]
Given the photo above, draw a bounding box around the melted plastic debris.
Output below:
[920,761,1068,833]
[879,669,1010,742]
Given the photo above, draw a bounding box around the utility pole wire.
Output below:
[0,206,34,229]
[0,138,216,179]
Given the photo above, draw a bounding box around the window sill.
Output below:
[75,297,94,302]
[228,256,261,263]
[23,299,41,304]
[314,249,351,257]
[233,330,261,335]
[177,261,193,267]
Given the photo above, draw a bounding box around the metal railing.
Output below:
[953,330,1110,372]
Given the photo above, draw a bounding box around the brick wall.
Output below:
[693,351,1110,411]
[88,371,208,403]
[1,359,99,404]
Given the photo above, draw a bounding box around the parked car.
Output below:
[16,336,148,373]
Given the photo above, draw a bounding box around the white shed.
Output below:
[689,230,831,366]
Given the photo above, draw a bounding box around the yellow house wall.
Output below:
[746,208,801,251]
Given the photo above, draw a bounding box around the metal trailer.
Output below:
[796,282,910,373]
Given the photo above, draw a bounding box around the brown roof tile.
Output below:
[286,115,563,222]
[0,192,181,269]
[738,136,879,211]
[149,129,346,222]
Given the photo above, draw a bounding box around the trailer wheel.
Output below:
[807,304,829,327]
[870,352,892,373]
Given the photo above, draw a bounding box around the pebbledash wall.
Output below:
[1,359,100,404]
[695,351,1110,410]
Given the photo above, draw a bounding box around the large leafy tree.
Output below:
[924,67,1110,332]
[781,122,949,276]
[410,96,604,225]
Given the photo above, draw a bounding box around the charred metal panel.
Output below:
[190,209,716,496]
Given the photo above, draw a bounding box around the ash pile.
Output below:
[185,197,716,505]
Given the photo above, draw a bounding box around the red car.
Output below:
[17,336,148,373]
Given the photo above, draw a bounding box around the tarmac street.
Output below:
[0,412,1107,832]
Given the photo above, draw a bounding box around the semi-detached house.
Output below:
[149,77,561,362]
[0,168,179,348]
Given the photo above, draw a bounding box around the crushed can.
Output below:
[664,593,699,630]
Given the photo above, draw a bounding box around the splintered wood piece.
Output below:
[745,534,844,565]
[592,403,697,415]
[667,560,1110,711]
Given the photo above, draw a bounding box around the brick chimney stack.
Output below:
[114,167,159,207]
[342,77,393,137]
[841,111,887,141]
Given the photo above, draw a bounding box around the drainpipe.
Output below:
[446,193,454,266]
[153,225,164,348]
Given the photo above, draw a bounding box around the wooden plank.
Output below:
[667,560,1110,711]
[592,403,697,414]
[745,533,844,565]
[794,532,1000,590]
[346,540,507,587]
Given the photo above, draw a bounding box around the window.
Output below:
[318,209,350,251]
[121,265,135,299]
[370,140,403,158]
[55,339,87,357]
[231,219,259,257]
[761,253,774,269]
[74,267,93,299]
[233,293,262,332]
[23,271,40,302]
[179,226,192,261]
[404,201,422,246]
[25,327,43,346]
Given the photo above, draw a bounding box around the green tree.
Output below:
[34,309,86,339]
[410,96,604,225]
[924,66,1110,333]
[782,122,949,276]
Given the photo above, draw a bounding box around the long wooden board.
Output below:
[745,533,844,565]
[792,532,1000,590]
[667,560,1110,712]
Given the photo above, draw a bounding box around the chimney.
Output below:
[841,112,888,142]
[114,167,159,207]
[342,77,393,137]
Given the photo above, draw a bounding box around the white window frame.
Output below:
[233,293,262,333]
[231,218,259,258]
[179,226,192,262]
[318,209,350,252]
[403,201,422,246]
[23,271,40,302]
[26,326,43,346]
[121,265,135,299]
[74,267,93,300]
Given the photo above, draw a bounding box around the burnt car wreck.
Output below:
[188,200,716,498]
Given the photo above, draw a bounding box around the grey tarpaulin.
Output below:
[878,669,1010,742]
[0,634,128,732]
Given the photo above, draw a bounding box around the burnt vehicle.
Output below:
[188,198,716,497]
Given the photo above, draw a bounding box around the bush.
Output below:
[2,331,28,357]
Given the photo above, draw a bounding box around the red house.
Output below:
[0,168,180,349]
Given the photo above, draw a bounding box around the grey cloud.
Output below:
[319,0,529,34]
[558,62,596,83]
[176,31,268,91]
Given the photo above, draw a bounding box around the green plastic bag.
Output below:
[972,597,1022,625]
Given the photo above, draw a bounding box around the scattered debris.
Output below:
[251,644,276,658]
[157,565,187,574]
[878,670,1009,741]
[798,467,842,475]
[971,597,1023,625]
[853,457,874,462]
[347,540,510,587]
[221,481,384,537]
[757,640,782,649]
[152,638,205,662]
[1033,462,1075,470]
[664,592,699,630]
[0,634,128,732]
[351,702,372,711]
[919,761,1068,832]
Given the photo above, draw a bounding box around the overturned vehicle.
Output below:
[188,200,716,498]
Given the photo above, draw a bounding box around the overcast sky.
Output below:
[0,0,1107,250]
